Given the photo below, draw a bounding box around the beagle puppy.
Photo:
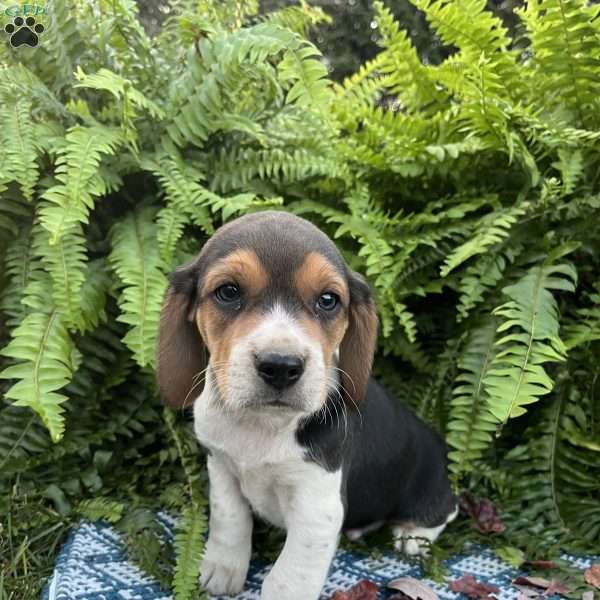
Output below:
[158,211,457,600]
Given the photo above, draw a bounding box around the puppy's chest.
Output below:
[225,456,290,528]
[194,410,307,528]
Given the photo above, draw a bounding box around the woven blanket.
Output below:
[43,515,595,600]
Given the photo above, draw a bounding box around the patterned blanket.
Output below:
[43,516,595,599]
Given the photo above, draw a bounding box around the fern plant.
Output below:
[1,0,600,598]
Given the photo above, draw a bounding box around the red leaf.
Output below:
[459,492,505,534]
[330,579,379,600]
[387,576,439,600]
[585,564,600,590]
[448,575,500,599]
[513,576,552,588]
[525,560,557,570]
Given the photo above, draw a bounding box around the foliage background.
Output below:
[1,0,599,599]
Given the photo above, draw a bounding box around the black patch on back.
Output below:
[296,379,457,529]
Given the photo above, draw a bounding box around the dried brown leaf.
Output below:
[387,576,439,600]
[448,574,500,599]
[330,579,379,600]
[585,565,600,590]
[459,492,505,534]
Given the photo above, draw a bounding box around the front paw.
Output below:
[200,541,250,596]
[261,572,307,600]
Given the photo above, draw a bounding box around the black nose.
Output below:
[256,353,305,390]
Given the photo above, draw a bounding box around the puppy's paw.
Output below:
[200,542,249,596]
[401,537,430,557]
[260,572,296,600]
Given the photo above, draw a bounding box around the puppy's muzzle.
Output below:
[255,352,305,391]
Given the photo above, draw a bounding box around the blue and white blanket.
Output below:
[43,516,595,599]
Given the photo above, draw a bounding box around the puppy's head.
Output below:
[158,211,378,415]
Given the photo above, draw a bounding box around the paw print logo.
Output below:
[4,16,45,48]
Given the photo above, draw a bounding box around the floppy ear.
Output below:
[157,268,208,409]
[339,271,379,405]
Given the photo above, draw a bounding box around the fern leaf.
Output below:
[260,1,331,36]
[441,204,526,277]
[37,225,87,332]
[0,97,39,200]
[173,506,207,600]
[77,498,125,524]
[447,320,499,477]
[484,258,577,425]
[109,207,167,369]
[563,283,600,349]
[456,245,522,322]
[518,0,600,128]
[278,44,331,107]
[0,308,74,442]
[39,126,122,243]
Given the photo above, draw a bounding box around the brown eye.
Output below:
[215,284,241,305]
[317,292,339,312]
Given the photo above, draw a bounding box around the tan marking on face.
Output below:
[298,314,348,372]
[294,252,349,369]
[294,252,349,307]
[202,249,268,300]
[197,308,262,401]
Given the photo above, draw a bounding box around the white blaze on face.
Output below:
[225,303,329,413]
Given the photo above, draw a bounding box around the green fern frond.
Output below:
[37,225,87,332]
[173,507,207,600]
[518,0,600,128]
[278,44,331,108]
[74,67,165,146]
[0,97,39,200]
[373,0,440,110]
[441,204,526,277]
[484,254,577,425]
[211,147,349,192]
[260,1,331,36]
[109,207,168,369]
[77,498,125,524]
[447,320,499,478]
[39,125,122,243]
[79,258,110,332]
[0,404,51,472]
[0,226,44,327]
[456,244,523,322]
[564,283,600,349]
[0,306,74,443]
[502,374,600,551]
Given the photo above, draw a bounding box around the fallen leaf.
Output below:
[448,574,500,599]
[525,560,558,570]
[512,576,569,596]
[545,580,570,596]
[330,579,379,600]
[387,576,439,600]
[514,587,539,600]
[513,576,553,588]
[459,492,505,534]
[585,564,600,590]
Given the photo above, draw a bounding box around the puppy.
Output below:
[158,211,457,600]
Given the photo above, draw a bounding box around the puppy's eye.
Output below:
[317,292,339,312]
[215,284,241,305]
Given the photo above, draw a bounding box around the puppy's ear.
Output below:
[339,271,378,405]
[157,266,207,409]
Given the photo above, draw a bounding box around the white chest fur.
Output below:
[194,397,341,529]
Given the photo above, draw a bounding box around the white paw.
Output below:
[260,573,297,600]
[403,537,429,556]
[200,542,249,596]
